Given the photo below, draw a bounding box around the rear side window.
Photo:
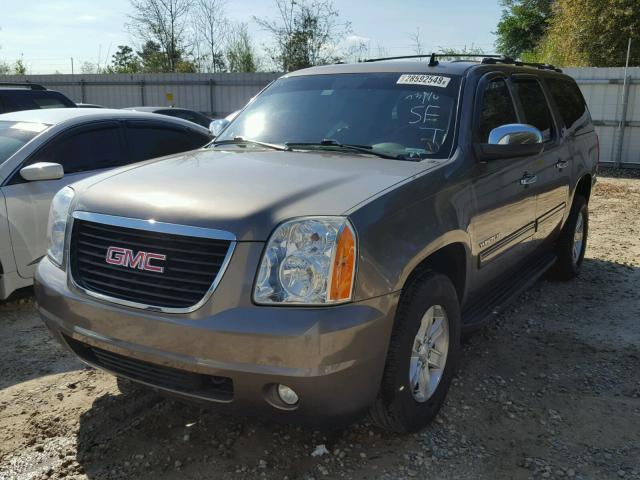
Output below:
[6,92,75,112]
[512,79,554,142]
[546,78,591,134]
[126,124,209,162]
[477,78,518,142]
[26,125,125,174]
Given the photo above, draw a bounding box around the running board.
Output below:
[461,252,557,332]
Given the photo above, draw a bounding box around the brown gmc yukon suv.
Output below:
[35,55,598,432]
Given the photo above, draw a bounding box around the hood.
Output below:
[74,149,431,241]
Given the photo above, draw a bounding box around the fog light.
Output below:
[277,384,299,405]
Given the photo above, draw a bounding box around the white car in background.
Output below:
[0,108,212,300]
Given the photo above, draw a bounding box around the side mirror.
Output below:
[475,123,544,161]
[20,162,64,182]
[209,119,230,138]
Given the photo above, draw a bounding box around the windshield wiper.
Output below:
[284,139,403,160]
[211,136,287,151]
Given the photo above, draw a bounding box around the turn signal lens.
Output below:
[329,224,356,301]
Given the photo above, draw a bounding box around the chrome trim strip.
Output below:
[72,211,236,241]
[478,222,536,268]
[67,211,236,314]
[537,202,566,226]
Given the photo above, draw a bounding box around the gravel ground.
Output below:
[1,175,639,480]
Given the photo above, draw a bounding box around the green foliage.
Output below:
[254,0,350,72]
[226,23,260,73]
[136,41,170,72]
[13,56,26,75]
[538,0,640,67]
[495,0,552,59]
[437,45,485,61]
[110,45,141,73]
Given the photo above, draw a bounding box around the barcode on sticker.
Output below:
[397,74,451,88]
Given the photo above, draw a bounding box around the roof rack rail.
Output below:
[0,82,47,91]
[365,53,509,67]
[363,52,562,72]
[481,57,562,72]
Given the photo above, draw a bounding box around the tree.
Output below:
[137,40,167,72]
[538,0,640,66]
[495,0,552,59]
[0,27,9,74]
[226,23,260,72]
[80,61,98,74]
[193,0,227,72]
[254,0,351,71]
[13,56,27,75]
[408,28,425,56]
[110,45,141,73]
[127,0,193,72]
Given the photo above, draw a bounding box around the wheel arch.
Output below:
[574,174,592,203]
[400,235,469,304]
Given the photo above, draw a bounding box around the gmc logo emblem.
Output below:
[105,246,167,273]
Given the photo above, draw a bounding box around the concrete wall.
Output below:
[1,67,639,165]
[0,72,281,117]
[565,67,640,167]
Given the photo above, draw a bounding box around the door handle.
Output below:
[556,160,569,169]
[520,173,537,186]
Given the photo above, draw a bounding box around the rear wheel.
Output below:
[369,271,461,433]
[552,195,588,280]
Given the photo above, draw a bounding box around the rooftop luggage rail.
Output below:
[364,53,562,72]
[0,82,47,91]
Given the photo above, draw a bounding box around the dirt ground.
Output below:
[1,173,639,480]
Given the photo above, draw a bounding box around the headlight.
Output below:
[47,186,75,267]
[254,217,357,305]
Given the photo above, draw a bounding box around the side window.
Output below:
[26,125,125,174]
[126,124,209,162]
[512,79,554,142]
[477,78,518,142]
[546,78,590,133]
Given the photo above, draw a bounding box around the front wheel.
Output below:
[369,271,461,433]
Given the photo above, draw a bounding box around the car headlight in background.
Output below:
[254,217,357,305]
[47,186,75,267]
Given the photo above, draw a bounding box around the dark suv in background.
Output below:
[35,55,598,432]
[0,82,76,113]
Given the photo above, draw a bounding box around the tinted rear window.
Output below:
[546,78,592,134]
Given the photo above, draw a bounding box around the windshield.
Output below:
[216,72,461,160]
[0,121,47,164]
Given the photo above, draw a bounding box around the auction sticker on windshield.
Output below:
[397,74,451,88]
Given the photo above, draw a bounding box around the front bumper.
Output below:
[35,255,399,426]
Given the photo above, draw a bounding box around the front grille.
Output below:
[65,336,233,401]
[70,218,232,310]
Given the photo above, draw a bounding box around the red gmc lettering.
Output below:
[105,246,166,273]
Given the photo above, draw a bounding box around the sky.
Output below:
[0,0,503,74]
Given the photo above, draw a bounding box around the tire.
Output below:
[369,271,462,433]
[551,195,588,280]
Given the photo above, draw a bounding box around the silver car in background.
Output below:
[0,108,211,299]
